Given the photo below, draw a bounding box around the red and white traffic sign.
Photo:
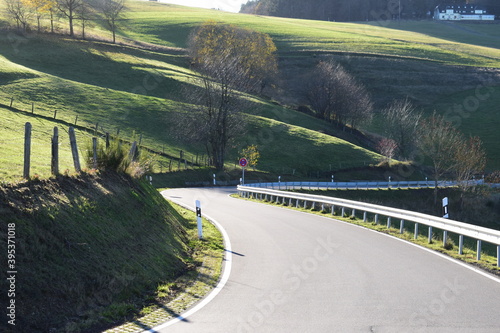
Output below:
[239,158,248,167]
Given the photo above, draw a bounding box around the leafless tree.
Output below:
[454,136,486,198]
[382,98,422,160]
[5,0,32,31]
[376,138,398,163]
[76,0,94,39]
[56,0,82,36]
[307,60,372,130]
[92,0,126,43]
[418,112,463,203]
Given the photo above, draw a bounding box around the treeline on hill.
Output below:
[3,0,126,42]
[241,0,499,21]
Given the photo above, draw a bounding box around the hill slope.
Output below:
[0,172,201,332]
[1,1,499,176]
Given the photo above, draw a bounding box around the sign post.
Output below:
[195,200,203,239]
[239,158,248,185]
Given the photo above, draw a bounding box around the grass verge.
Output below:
[0,172,224,332]
[104,203,224,333]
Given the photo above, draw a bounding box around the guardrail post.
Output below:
[352,209,356,218]
[341,207,345,217]
[312,202,316,210]
[428,226,433,243]
[443,231,448,247]
[321,203,325,212]
[400,220,404,234]
[331,205,335,215]
[289,198,292,206]
[414,223,419,239]
[374,214,379,224]
[304,201,307,209]
[459,235,464,255]
[477,240,482,260]
[387,217,391,228]
[296,200,299,208]
[363,211,367,222]
[497,246,500,268]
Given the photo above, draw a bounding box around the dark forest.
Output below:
[240,0,499,21]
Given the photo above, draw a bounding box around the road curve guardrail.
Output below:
[237,185,500,268]
[243,180,484,190]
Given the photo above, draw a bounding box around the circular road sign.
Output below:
[239,158,248,167]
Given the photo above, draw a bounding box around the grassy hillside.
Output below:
[0,172,223,332]
[0,31,383,181]
[1,1,499,177]
[122,2,500,67]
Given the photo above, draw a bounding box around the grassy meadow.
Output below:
[0,1,499,181]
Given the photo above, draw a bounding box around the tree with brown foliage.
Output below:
[175,21,278,171]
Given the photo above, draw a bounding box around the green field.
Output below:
[1,1,499,181]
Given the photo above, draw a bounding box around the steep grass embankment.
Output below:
[0,172,218,332]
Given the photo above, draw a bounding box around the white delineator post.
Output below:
[196,200,203,239]
[442,197,449,247]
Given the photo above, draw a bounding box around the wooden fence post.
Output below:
[74,115,78,125]
[53,110,57,119]
[31,102,34,114]
[51,127,59,175]
[10,97,13,108]
[129,141,137,161]
[92,137,98,169]
[23,122,32,179]
[105,132,110,149]
[69,127,81,173]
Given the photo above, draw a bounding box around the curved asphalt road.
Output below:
[156,187,500,333]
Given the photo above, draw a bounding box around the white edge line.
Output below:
[142,194,233,332]
[242,196,500,285]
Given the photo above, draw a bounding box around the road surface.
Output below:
[153,187,500,333]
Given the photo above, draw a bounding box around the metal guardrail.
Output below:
[243,180,482,190]
[237,186,500,267]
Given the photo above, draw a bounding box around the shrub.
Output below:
[84,137,155,177]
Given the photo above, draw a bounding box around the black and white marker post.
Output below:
[442,197,449,247]
[442,197,449,219]
[195,200,203,239]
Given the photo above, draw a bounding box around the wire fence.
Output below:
[0,120,211,183]
[0,97,214,182]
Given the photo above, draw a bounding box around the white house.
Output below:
[434,4,495,21]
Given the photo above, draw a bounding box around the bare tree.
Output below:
[5,0,33,31]
[76,0,94,39]
[307,60,372,130]
[175,22,278,171]
[454,136,486,197]
[418,113,463,203]
[382,98,422,160]
[376,138,398,163]
[56,0,82,36]
[93,0,126,43]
